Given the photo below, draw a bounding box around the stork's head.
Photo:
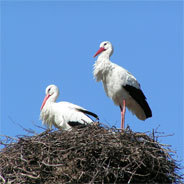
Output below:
[45,85,59,96]
[40,84,59,110]
[93,41,113,58]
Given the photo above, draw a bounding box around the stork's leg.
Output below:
[120,99,126,130]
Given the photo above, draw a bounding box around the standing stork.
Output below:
[40,84,99,131]
[93,41,152,130]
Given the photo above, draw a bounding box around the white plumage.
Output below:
[40,84,98,131]
[93,41,152,129]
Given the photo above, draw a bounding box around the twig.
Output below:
[0,175,6,184]
[20,173,39,179]
[41,161,64,167]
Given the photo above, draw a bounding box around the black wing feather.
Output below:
[68,109,99,128]
[123,85,152,118]
[68,121,86,127]
[76,109,99,120]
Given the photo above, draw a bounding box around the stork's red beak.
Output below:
[40,94,50,110]
[93,47,106,57]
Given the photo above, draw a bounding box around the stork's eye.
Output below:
[104,43,107,46]
[48,88,51,93]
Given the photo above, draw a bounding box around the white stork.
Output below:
[93,41,152,130]
[40,84,99,131]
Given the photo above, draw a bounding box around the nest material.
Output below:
[0,124,183,184]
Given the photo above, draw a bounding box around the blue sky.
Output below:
[1,0,183,172]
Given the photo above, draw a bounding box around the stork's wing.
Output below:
[123,84,152,118]
[60,101,99,120]
[67,109,99,128]
[76,108,99,120]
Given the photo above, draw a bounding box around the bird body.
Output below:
[93,41,152,129]
[94,59,145,119]
[40,85,98,131]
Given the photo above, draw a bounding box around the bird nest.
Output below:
[0,124,183,184]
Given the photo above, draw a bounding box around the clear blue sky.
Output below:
[1,0,183,172]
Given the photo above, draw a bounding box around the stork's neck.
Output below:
[45,93,58,106]
[96,56,111,66]
[93,57,112,82]
[98,51,111,60]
